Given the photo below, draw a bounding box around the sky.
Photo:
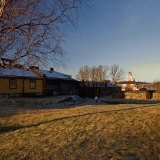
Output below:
[57,0,160,82]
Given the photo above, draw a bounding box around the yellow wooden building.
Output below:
[0,57,77,97]
[0,66,44,97]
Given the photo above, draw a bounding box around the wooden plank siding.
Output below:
[0,77,43,96]
[45,79,78,95]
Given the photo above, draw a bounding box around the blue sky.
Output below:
[57,0,160,82]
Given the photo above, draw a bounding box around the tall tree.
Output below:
[97,65,109,82]
[0,0,91,67]
[110,64,125,84]
[90,66,99,82]
[76,65,109,82]
[76,65,90,81]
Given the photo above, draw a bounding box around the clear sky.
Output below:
[57,0,160,82]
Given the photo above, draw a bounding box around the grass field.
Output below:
[0,97,160,160]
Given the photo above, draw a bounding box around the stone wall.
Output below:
[152,91,160,100]
[114,91,124,98]
[124,91,150,100]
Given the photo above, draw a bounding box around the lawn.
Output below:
[0,97,160,160]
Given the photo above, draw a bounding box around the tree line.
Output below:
[76,64,125,84]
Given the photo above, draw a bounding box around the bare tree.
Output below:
[90,66,99,82]
[152,79,160,90]
[0,0,91,67]
[76,65,90,81]
[0,0,5,16]
[76,64,109,82]
[110,64,125,84]
[97,65,109,82]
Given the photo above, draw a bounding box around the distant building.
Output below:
[126,71,134,81]
[133,81,152,91]
[117,71,152,91]
[78,80,121,98]
[117,71,135,91]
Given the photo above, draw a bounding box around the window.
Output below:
[30,79,36,89]
[9,79,17,89]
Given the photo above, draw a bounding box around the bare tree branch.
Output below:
[0,0,5,17]
[0,0,92,67]
[110,64,125,84]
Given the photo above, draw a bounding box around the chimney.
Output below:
[29,66,34,69]
[50,67,54,71]
[35,66,39,70]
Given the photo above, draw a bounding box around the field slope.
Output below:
[0,98,160,160]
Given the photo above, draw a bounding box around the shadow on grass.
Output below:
[0,103,158,134]
[0,126,23,133]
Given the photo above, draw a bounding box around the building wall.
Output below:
[24,78,43,93]
[126,72,133,81]
[45,79,77,95]
[118,83,135,91]
[0,78,23,94]
[0,77,43,94]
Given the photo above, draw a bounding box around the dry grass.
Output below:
[0,98,160,160]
